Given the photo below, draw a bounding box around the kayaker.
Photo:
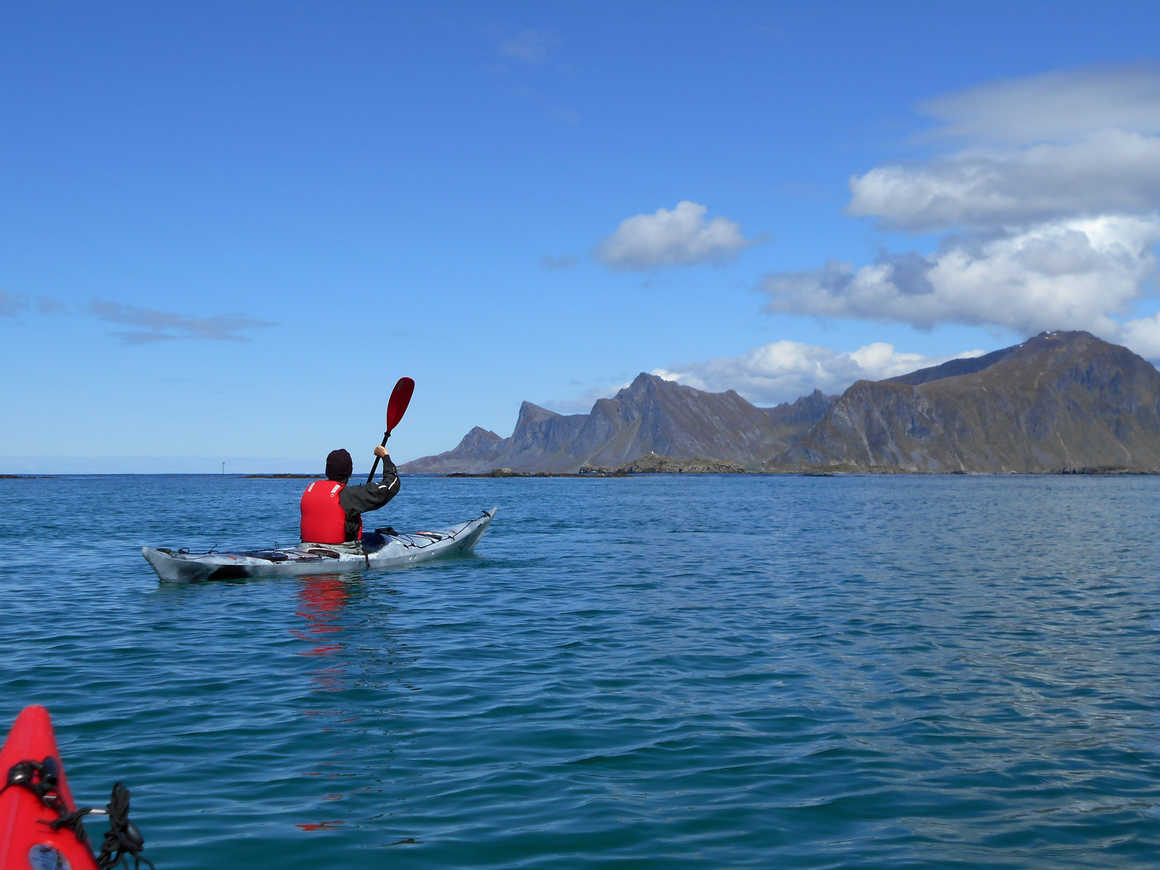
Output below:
[300,446,400,543]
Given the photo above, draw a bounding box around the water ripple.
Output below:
[1,474,1159,867]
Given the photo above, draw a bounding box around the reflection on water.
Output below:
[295,820,346,832]
[290,572,415,707]
[293,574,360,833]
[291,573,412,836]
[294,574,352,669]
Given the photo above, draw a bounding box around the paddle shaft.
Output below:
[366,430,391,483]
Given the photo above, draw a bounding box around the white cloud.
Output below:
[849,131,1160,230]
[769,67,1160,352]
[760,215,1160,336]
[847,342,937,376]
[850,67,1160,231]
[596,201,756,269]
[1119,313,1160,360]
[653,341,983,405]
[919,65,1160,144]
[649,368,705,389]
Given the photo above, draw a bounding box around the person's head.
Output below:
[325,449,353,483]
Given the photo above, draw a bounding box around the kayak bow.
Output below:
[1,706,99,870]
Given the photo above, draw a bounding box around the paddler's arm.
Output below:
[339,446,401,514]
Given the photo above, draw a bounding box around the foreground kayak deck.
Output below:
[142,507,496,582]
[1,706,99,870]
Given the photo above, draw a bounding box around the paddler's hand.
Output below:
[373,445,390,459]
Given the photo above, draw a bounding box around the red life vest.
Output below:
[299,480,362,543]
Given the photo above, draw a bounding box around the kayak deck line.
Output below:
[141,507,497,582]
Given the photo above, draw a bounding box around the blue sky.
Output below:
[4,1,1160,472]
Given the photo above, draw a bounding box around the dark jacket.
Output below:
[338,457,400,541]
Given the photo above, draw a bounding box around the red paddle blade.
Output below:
[386,377,415,432]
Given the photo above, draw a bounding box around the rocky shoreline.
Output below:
[439,453,1160,478]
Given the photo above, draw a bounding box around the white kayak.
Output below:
[142,507,496,582]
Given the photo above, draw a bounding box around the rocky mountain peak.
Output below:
[455,426,501,451]
[779,331,1160,472]
[515,401,560,426]
[402,332,1160,475]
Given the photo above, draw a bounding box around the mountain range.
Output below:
[402,331,1160,474]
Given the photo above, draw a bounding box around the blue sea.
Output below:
[1,473,1159,868]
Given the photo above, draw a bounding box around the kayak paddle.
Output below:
[367,377,415,483]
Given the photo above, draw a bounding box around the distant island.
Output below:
[402,331,1160,475]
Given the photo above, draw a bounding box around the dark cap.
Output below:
[325,449,353,482]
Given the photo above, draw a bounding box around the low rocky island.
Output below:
[447,453,745,477]
[582,453,745,475]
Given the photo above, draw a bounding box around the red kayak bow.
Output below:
[1,705,99,870]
